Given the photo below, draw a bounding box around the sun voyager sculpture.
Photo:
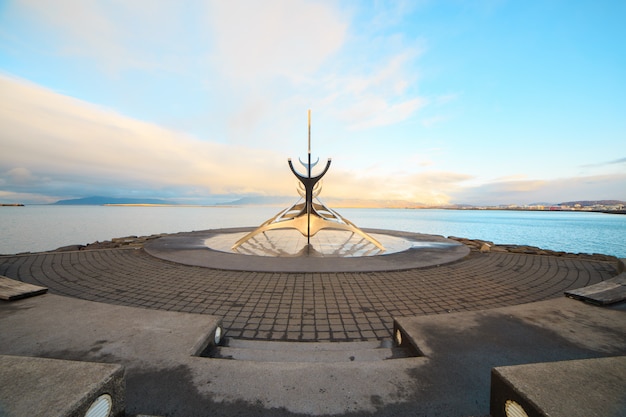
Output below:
[232,110,384,254]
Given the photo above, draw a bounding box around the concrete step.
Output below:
[206,338,413,362]
[224,338,388,351]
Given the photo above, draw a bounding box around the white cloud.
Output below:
[4,0,430,147]
[0,190,57,204]
[206,0,347,84]
[4,167,39,184]
[3,1,625,208]
[322,168,472,205]
[0,75,293,201]
[454,174,626,205]
[3,74,624,207]
[0,75,475,205]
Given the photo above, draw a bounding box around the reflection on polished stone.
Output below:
[205,229,414,258]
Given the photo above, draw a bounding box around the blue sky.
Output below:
[1,0,624,205]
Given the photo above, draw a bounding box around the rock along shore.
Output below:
[46,233,619,263]
[448,236,618,262]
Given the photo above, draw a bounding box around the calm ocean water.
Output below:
[0,205,625,257]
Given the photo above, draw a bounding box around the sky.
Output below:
[1,0,625,206]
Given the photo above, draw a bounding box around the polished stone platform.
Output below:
[144,227,470,272]
[209,229,412,257]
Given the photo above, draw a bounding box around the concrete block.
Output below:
[0,276,47,300]
[565,272,626,305]
[490,356,626,417]
[0,355,125,417]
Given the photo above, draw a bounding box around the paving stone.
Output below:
[0,249,618,342]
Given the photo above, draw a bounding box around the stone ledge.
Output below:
[565,272,626,305]
[0,276,47,300]
[0,355,125,417]
[31,233,620,264]
[490,356,626,417]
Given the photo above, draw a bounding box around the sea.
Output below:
[0,205,625,258]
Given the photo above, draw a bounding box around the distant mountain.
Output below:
[218,195,429,209]
[217,195,296,206]
[528,202,556,206]
[559,200,626,207]
[53,196,176,205]
[324,198,428,209]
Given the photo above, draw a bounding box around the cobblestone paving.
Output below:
[0,248,617,342]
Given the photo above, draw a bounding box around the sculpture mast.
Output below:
[308,109,311,176]
[307,109,312,243]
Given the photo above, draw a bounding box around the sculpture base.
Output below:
[144,228,470,273]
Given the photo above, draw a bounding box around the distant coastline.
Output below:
[3,204,624,214]
[103,204,235,208]
[3,197,624,214]
[435,206,626,215]
[53,196,174,206]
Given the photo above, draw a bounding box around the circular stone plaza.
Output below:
[1,227,625,417]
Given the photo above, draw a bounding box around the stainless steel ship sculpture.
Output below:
[232,110,385,252]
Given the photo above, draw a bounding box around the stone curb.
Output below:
[42,233,621,265]
[448,236,619,263]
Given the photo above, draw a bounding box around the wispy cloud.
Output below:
[580,157,626,169]
[340,97,427,130]
[434,93,459,106]
[421,114,448,128]
[607,157,626,165]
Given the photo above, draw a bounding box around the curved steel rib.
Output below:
[232,155,384,252]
